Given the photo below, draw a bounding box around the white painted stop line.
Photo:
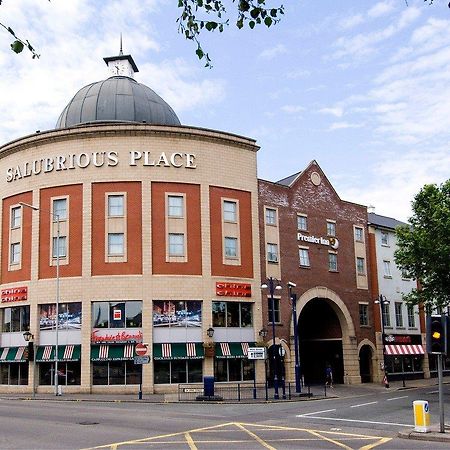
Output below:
[350,401,378,408]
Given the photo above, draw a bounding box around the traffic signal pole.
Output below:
[438,354,445,433]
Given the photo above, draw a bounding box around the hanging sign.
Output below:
[1,286,28,303]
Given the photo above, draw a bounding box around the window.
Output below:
[223,200,237,222]
[212,302,252,328]
[108,233,124,255]
[0,363,28,385]
[328,252,338,271]
[297,214,307,231]
[382,303,391,327]
[299,248,310,267]
[154,360,202,384]
[52,198,67,220]
[356,257,365,275]
[224,237,238,258]
[214,359,254,382]
[52,236,67,258]
[11,206,21,228]
[168,233,185,256]
[10,242,20,264]
[168,195,183,218]
[395,302,403,327]
[359,304,369,326]
[407,305,415,328]
[327,221,336,236]
[383,260,391,277]
[354,227,363,241]
[108,195,124,217]
[153,300,202,327]
[92,301,142,328]
[93,361,140,386]
[265,208,277,225]
[268,298,280,323]
[2,306,30,332]
[39,361,80,386]
[267,243,278,263]
[381,231,389,246]
[39,302,82,330]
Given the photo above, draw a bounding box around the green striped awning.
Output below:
[215,342,254,359]
[0,347,27,362]
[90,344,135,361]
[36,345,81,362]
[153,343,204,360]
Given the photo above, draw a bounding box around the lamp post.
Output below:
[20,202,61,396]
[23,331,35,398]
[375,294,390,388]
[288,281,301,393]
[261,277,282,399]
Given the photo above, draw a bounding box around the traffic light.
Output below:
[426,315,447,355]
[27,341,34,362]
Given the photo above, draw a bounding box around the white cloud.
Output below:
[368,1,395,19]
[281,105,305,114]
[286,69,310,79]
[318,107,344,118]
[259,44,288,60]
[338,14,364,30]
[328,122,363,131]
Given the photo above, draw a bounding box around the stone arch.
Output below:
[358,339,377,383]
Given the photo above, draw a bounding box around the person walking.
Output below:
[325,364,333,388]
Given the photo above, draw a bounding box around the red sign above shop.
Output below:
[216,282,251,298]
[1,286,28,303]
[91,329,143,344]
[384,335,412,344]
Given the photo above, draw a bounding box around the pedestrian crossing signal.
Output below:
[426,315,447,355]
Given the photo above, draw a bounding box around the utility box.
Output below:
[413,400,430,433]
[203,376,214,397]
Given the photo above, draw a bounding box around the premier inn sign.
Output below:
[297,233,339,249]
[6,150,197,182]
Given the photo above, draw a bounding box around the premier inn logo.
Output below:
[297,233,339,249]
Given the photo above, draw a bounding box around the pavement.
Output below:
[0,377,449,443]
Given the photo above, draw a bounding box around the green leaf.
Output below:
[264,16,272,27]
[270,8,277,17]
[250,8,260,19]
[249,20,255,29]
[11,40,24,54]
[205,21,218,31]
[237,18,244,29]
[196,47,204,59]
[178,0,183,7]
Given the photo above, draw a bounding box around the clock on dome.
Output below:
[103,41,139,79]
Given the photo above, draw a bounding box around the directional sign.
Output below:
[134,356,150,365]
[135,343,149,356]
[247,347,266,360]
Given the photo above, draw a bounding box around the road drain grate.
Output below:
[78,421,99,426]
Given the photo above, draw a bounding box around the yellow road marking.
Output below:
[306,429,353,450]
[234,422,276,450]
[184,432,197,450]
[359,437,392,450]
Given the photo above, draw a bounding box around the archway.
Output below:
[298,298,343,384]
[359,345,373,383]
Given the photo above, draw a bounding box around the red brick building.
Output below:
[259,161,377,385]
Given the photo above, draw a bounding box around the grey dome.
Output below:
[55,76,181,128]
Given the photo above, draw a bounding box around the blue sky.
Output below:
[1,0,450,221]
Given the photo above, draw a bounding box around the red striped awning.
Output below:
[385,344,424,355]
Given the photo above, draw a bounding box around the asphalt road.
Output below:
[0,384,449,449]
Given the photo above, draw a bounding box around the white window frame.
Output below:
[299,247,310,267]
[356,257,365,275]
[224,237,238,258]
[328,252,338,272]
[108,194,125,217]
[168,233,185,257]
[108,233,124,256]
[359,303,369,326]
[383,260,392,277]
[326,220,336,237]
[297,214,308,231]
[407,304,416,328]
[267,243,278,263]
[10,242,20,265]
[11,206,21,229]
[395,302,403,327]
[223,200,237,223]
[52,198,67,221]
[354,227,363,242]
[381,231,389,246]
[168,195,184,218]
[52,236,67,258]
[382,303,391,327]
[265,208,277,226]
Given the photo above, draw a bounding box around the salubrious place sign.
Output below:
[297,233,339,249]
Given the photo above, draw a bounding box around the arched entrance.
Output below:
[359,342,375,383]
[298,298,344,384]
[267,343,285,388]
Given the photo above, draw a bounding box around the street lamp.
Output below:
[288,281,301,393]
[206,327,215,338]
[23,331,35,398]
[375,294,390,388]
[20,202,61,396]
[261,277,282,399]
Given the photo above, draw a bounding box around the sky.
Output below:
[1,0,450,222]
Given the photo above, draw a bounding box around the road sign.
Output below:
[247,347,266,360]
[134,356,150,365]
[135,343,149,356]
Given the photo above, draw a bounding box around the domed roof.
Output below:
[55,76,181,129]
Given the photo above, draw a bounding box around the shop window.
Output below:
[168,195,184,218]
[2,306,30,332]
[265,208,277,225]
[212,301,253,328]
[11,206,21,229]
[53,198,67,221]
[267,243,278,263]
[223,200,237,222]
[268,298,280,323]
[326,221,336,236]
[39,302,82,330]
[214,359,254,382]
[92,361,140,385]
[108,195,124,217]
[153,300,202,327]
[0,363,28,385]
[92,301,142,329]
[39,361,81,385]
[297,214,307,231]
[359,303,369,326]
[153,359,202,384]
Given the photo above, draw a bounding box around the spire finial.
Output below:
[119,33,123,56]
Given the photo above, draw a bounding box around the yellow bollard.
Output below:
[413,400,430,433]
